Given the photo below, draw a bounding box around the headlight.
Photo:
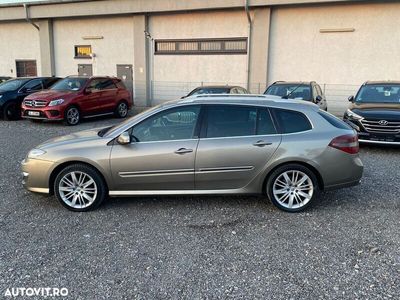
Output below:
[0,95,3,99]
[345,109,363,120]
[48,99,64,106]
[27,148,46,158]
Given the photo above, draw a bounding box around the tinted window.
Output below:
[44,78,60,88]
[265,84,312,101]
[206,106,257,138]
[274,109,312,133]
[86,79,103,91]
[318,111,351,130]
[23,79,43,91]
[355,84,400,103]
[132,106,200,142]
[98,79,116,90]
[0,79,27,92]
[257,109,277,135]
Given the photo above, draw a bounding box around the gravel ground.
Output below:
[0,116,399,299]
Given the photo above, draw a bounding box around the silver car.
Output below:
[22,95,363,212]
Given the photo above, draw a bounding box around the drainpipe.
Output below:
[245,0,252,91]
[23,4,40,30]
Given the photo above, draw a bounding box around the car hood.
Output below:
[25,89,76,100]
[37,128,106,150]
[349,102,400,120]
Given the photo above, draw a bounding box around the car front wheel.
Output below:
[266,164,319,212]
[3,102,21,121]
[64,106,80,126]
[54,164,107,212]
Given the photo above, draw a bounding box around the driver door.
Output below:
[110,105,201,191]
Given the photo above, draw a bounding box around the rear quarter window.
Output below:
[273,109,312,133]
[318,111,351,130]
[115,79,127,89]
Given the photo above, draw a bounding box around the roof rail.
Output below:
[190,94,269,99]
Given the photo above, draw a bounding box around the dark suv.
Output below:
[264,81,328,111]
[0,77,60,120]
[344,81,400,145]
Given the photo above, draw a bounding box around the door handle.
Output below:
[253,140,272,147]
[174,148,193,154]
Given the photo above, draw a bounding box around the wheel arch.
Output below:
[261,160,325,194]
[48,160,109,195]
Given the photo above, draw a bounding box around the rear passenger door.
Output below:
[195,105,281,190]
[97,79,118,113]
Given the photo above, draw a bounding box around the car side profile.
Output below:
[264,81,328,111]
[22,95,363,212]
[21,76,132,125]
[0,77,60,120]
[344,81,400,145]
[183,85,248,98]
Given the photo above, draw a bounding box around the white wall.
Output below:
[53,16,134,77]
[0,22,40,76]
[150,10,248,85]
[269,2,400,85]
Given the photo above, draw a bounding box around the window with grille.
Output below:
[15,60,37,77]
[155,38,247,55]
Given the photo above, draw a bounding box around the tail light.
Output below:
[329,134,359,154]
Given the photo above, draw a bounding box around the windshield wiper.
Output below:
[282,84,303,99]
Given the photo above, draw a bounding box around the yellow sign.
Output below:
[75,45,92,58]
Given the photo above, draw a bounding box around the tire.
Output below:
[115,101,128,118]
[64,106,80,126]
[266,164,319,212]
[54,164,107,212]
[3,102,21,121]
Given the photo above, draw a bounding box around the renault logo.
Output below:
[378,120,389,125]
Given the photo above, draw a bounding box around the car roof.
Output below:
[168,94,319,111]
[10,76,57,80]
[271,81,313,85]
[364,80,400,85]
[66,75,118,79]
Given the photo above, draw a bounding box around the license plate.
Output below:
[28,111,40,117]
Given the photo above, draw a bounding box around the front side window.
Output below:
[273,109,312,134]
[0,79,27,92]
[132,106,200,142]
[355,84,400,103]
[22,79,43,91]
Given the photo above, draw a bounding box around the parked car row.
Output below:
[0,76,133,125]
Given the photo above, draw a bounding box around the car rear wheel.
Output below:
[266,164,319,212]
[3,102,21,121]
[115,101,128,118]
[64,106,80,126]
[54,164,107,212]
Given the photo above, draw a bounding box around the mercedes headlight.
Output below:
[48,99,65,106]
[345,109,363,120]
[27,148,46,158]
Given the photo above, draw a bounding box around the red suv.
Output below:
[22,76,133,125]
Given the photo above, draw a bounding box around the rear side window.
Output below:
[273,109,312,133]
[205,106,276,138]
[318,111,351,130]
[115,80,126,89]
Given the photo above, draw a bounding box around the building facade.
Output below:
[0,0,399,113]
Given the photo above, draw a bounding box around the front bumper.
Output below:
[21,106,64,121]
[21,158,54,194]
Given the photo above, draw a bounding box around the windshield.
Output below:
[355,84,400,103]
[188,87,230,96]
[51,78,88,91]
[0,79,27,92]
[265,84,312,101]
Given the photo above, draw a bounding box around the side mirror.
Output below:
[348,96,355,102]
[315,95,323,103]
[117,132,131,145]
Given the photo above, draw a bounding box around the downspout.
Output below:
[245,0,252,91]
[23,4,40,30]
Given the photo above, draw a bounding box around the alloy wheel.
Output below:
[66,107,80,125]
[272,170,314,209]
[58,171,97,209]
[118,102,128,117]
